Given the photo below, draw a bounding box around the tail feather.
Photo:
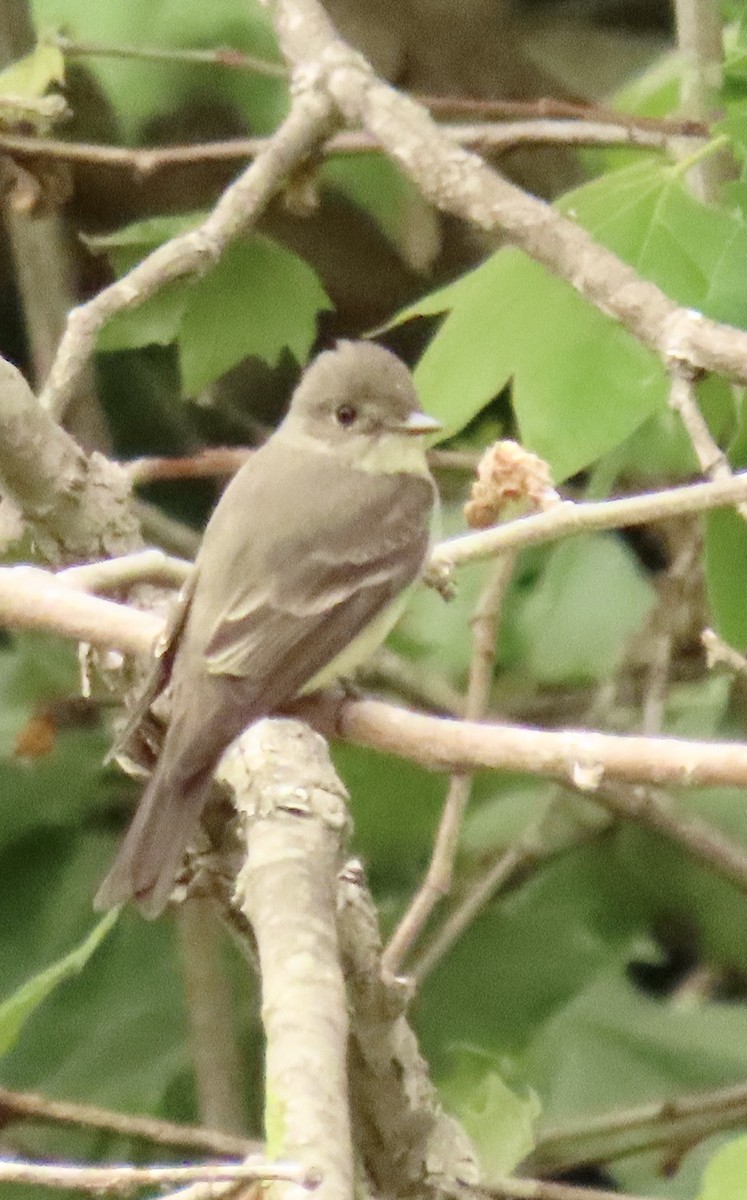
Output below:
[94,757,214,918]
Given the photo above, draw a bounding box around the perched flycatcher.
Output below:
[95,341,440,916]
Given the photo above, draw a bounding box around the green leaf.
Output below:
[514,535,655,684]
[409,248,666,481]
[0,828,196,1114]
[704,508,747,649]
[699,1134,747,1200]
[439,1050,540,1176]
[0,909,118,1057]
[91,213,201,353]
[86,212,205,262]
[91,215,332,389]
[0,42,64,99]
[178,235,332,395]
[398,157,747,481]
[97,280,192,353]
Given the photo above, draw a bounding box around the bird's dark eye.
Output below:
[335,404,358,427]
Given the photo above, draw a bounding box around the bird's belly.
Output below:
[299,590,410,694]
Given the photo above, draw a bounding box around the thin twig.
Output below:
[53,32,288,77]
[526,1079,747,1174]
[127,448,252,485]
[127,446,479,486]
[429,470,747,579]
[59,549,191,593]
[0,118,693,181]
[418,93,709,137]
[667,369,747,521]
[0,1157,318,1193]
[359,645,466,716]
[412,844,528,983]
[458,1177,664,1200]
[702,627,747,674]
[177,901,248,1133]
[383,554,515,975]
[0,1086,255,1157]
[594,781,747,895]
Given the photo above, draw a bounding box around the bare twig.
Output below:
[429,470,747,580]
[59,549,191,593]
[383,554,515,975]
[135,499,201,558]
[53,32,287,77]
[127,448,252,485]
[666,369,747,512]
[127,446,480,486]
[39,86,338,419]
[460,1178,663,1200]
[702,627,747,674]
[0,118,697,180]
[0,118,692,200]
[526,1079,747,1174]
[359,645,465,716]
[0,1157,318,1193]
[418,94,709,137]
[412,844,529,983]
[668,371,729,478]
[0,1086,255,1157]
[594,781,747,895]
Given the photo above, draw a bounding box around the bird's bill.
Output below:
[390,410,443,436]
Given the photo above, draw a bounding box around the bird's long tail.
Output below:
[94,755,215,918]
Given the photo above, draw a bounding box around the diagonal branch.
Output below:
[262,0,747,385]
[39,85,338,419]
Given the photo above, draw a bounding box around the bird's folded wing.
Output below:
[197,464,434,698]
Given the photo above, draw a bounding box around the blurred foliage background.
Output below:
[3,1,747,1198]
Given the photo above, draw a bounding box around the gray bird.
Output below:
[95,341,440,916]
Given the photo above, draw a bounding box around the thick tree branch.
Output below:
[7,572,747,793]
[339,862,479,1192]
[220,720,353,1200]
[0,356,138,561]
